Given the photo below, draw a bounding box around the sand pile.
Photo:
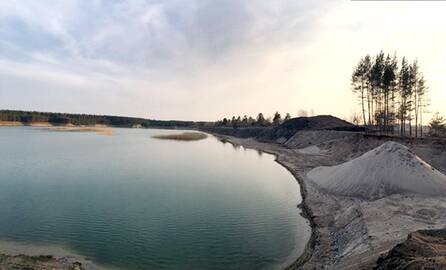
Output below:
[264,115,363,141]
[307,141,446,200]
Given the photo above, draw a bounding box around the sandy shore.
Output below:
[47,126,115,135]
[211,132,446,269]
[0,121,54,127]
[0,122,115,135]
[211,134,324,269]
[0,240,107,270]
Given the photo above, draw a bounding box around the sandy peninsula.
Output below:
[47,126,115,135]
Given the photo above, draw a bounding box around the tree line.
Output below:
[0,110,200,128]
[352,51,429,137]
[215,112,291,127]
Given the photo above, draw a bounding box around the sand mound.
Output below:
[281,115,356,131]
[307,141,446,200]
[263,115,363,142]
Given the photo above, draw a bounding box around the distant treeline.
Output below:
[215,112,291,127]
[0,110,205,128]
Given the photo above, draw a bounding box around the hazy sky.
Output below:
[1,0,445,121]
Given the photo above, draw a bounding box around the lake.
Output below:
[0,127,310,270]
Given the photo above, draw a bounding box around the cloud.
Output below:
[0,0,445,120]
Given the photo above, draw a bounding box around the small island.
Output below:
[152,132,208,141]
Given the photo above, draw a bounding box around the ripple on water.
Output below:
[0,127,310,270]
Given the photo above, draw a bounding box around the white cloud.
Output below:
[0,0,445,120]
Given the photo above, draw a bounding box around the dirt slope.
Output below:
[374,229,446,270]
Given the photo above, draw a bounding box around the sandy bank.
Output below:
[211,134,327,269]
[211,131,446,269]
[0,240,107,270]
[0,121,54,127]
[0,123,115,135]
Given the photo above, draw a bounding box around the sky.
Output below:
[0,0,445,121]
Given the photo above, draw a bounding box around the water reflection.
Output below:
[0,127,310,270]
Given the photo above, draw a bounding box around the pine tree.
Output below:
[370,52,385,130]
[256,113,265,126]
[398,57,410,135]
[429,113,446,137]
[416,75,428,137]
[407,60,419,136]
[352,56,371,126]
[382,54,397,133]
[363,55,373,126]
[242,115,248,126]
[389,54,399,133]
[352,52,430,137]
[273,112,282,125]
[248,116,255,125]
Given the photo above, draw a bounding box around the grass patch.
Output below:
[152,132,208,141]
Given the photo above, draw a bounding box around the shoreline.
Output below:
[0,240,107,270]
[210,133,318,269]
[209,131,446,269]
[3,126,444,269]
[280,161,316,270]
[0,127,312,270]
[0,121,200,131]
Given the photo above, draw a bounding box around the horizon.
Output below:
[0,108,340,123]
[1,1,446,121]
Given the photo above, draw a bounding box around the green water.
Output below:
[0,127,310,270]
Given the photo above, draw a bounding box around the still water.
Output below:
[0,127,310,270]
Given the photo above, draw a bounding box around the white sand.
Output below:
[307,141,446,200]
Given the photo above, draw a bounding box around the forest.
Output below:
[0,110,201,128]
